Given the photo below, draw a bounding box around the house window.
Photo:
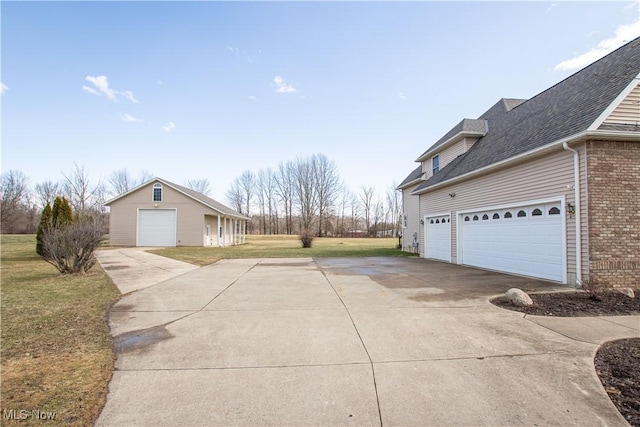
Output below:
[432,155,440,175]
[153,183,162,202]
[402,213,408,228]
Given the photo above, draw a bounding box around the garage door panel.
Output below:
[461,203,563,282]
[138,209,177,247]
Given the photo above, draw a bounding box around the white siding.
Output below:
[418,146,588,284]
[603,84,640,125]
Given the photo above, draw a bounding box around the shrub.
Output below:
[36,203,53,256]
[51,196,73,229]
[41,217,106,274]
[299,229,315,248]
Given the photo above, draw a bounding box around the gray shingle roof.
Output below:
[398,165,423,189]
[415,118,487,161]
[414,36,640,193]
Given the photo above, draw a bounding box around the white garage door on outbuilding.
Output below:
[460,202,564,282]
[425,214,451,262]
[138,209,177,247]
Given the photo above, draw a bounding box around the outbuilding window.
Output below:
[153,183,163,202]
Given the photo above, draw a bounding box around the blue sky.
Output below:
[2,1,639,202]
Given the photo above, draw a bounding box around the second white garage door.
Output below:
[460,203,564,281]
[138,209,177,247]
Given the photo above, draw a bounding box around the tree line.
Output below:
[1,154,402,238]
[0,164,214,234]
[225,153,402,238]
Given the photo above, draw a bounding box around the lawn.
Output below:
[0,235,121,426]
[150,235,416,266]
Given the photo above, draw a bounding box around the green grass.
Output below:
[1,235,121,426]
[150,235,416,266]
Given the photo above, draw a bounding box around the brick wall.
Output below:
[586,140,640,288]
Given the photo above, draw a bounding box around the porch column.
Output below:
[217,215,221,246]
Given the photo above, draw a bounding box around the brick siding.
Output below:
[586,140,640,288]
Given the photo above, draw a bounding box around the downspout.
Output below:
[563,142,582,287]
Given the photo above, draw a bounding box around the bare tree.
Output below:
[293,157,318,232]
[108,169,154,197]
[386,182,402,237]
[185,178,211,195]
[238,170,255,218]
[359,185,375,236]
[312,154,341,236]
[34,180,61,209]
[0,170,31,233]
[274,161,295,235]
[108,169,135,196]
[226,180,244,214]
[62,162,105,214]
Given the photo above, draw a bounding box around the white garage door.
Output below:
[461,203,563,281]
[138,209,177,247]
[425,215,451,262]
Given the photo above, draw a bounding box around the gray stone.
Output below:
[505,288,534,306]
[616,287,635,298]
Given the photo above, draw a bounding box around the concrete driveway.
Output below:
[96,255,639,426]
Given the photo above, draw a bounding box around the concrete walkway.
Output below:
[96,248,198,294]
[97,255,639,426]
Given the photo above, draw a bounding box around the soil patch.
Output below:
[491,291,640,316]
[492,290,639,426]
[595,338,640,427]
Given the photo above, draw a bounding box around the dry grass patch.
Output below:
[1,235,120,426]
[150,236,414,266]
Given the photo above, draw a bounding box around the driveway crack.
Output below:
[317,261,384,427]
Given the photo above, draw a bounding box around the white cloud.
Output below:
[554,17,640,71]
[228,46,253,62]
[162,121,176,132]
[157,79,163,85]
[120,113,144,123]
[274,75,297,94]
[1,82,8,94]
[82,75,139,103]
[398,92,407,101]
[248,95,257,100]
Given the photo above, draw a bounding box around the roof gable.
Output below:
[105,177,249,219]
[414,36,640,194]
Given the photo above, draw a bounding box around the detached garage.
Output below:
[105,178,249,247]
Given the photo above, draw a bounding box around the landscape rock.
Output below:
[615,288,635,298]
[504,288,533,306]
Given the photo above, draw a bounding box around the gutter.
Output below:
[563,142,583,287]
[411,129,640,195]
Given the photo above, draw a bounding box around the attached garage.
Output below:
[137,209,177,247]
[459,202,565,282]
[425,214,451,262]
